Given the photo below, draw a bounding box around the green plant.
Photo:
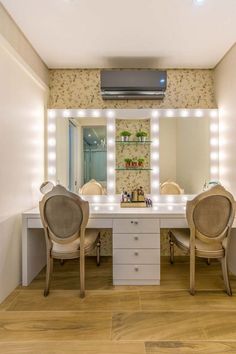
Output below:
[138,158,144,163]
[136,131,147,137]
[120,130,131,137]
[124,158,132,163]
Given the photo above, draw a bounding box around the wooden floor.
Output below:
[1,256,236,353]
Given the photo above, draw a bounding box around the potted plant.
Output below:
[136,131,148,142]
[124,158,132,168]
[138,158,145,167]
[132,158,138,168]
[120,130,131,142]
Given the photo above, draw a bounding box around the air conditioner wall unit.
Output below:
[101,70,167,100]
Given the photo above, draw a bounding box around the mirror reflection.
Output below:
[54,114,213,196]
[56,117,107,194]
[159,117,210,194]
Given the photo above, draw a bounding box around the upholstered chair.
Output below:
[39,185,101,298]
[160,181,184,195]
[169,185,235,296]
[79,179,106,195]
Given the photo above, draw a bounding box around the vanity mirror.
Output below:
[47,109,219,198]
[54,117,107,193]
[159,116,211,194]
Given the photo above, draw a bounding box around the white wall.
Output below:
[0,4,48,86]
[0,34,48,302]
[215,44,236,196]
[214,43,236,274]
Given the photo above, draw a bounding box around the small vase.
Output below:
[121,136,129,142]
[138,136,146,142]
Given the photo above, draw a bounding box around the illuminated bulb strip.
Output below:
[151,116,160,194]
[107,117,116,195]
[46,108,219,199]
[47,111,56,183]
[210,110,219,181]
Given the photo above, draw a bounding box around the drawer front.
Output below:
[87,218,113,229]
[160,218,187,228]
[113,264,160,280]
[113,219,159,234]
[113,233,160,249]
[113,249,160,265]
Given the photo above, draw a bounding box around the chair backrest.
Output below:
[39,185,89,244]
[160,181,183,195]
[79,179,105,195]
[186,185,235,244]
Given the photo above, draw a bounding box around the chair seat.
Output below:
[52,229,99,254]
[170,228,224,257]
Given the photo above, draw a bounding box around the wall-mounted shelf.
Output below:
[116,140,152,144]
[116,168,152,171]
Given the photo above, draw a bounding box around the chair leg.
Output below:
[60,259,65,266]
[221,256,232,296]
[190,251,195,296]
[96,236,101,266]
[206,258,211,265]
[169,231,174,264]
[44,255,53,297]
[80,252,85,298]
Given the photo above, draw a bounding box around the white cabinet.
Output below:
[113,218,160,285]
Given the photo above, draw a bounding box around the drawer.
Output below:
[160,218,188,228]
[113,219,159,234]
[113,249,160,265]
[113,233,160,249]
[113,264,160,280]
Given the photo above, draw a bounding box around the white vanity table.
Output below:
[25,107,226,288]
[22,202,189,286]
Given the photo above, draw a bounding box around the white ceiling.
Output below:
[2,0,236,69]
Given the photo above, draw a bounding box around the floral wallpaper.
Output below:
[116,119,150,194]
[48,69,216,109]
[49,68,214,257]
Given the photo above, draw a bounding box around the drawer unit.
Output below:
[113,218,159,234]
[113,218,161,286]
[113,248,160,265]
[113,264,160,280]
[113,233,160,249]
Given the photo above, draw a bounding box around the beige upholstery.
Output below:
[79,179,106,195]
[160,181,184,195]
[39,185,101,298]
[169,185,235,296]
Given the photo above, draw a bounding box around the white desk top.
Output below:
[23,204,187,219]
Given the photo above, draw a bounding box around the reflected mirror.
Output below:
[159,117,210,194]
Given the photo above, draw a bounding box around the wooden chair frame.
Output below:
[39,185,100,298]
[169,185,235,296]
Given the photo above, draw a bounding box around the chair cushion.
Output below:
[52,229,99,254]
[170,228,223,253]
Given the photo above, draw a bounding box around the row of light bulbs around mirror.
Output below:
[47,108,219,189]
[48,108,218,119]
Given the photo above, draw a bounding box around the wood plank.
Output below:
[0,312,111,341]
[140,290,236,311]
[112,311,236,341]
[112,312,207,341]
[145,341,236,354]
[7,290,140,312]
[0,341,145,354]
